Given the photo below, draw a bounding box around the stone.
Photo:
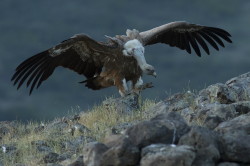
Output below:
[57,152,72,162]
[31,140,52,153]
[125,112,189,149]
[151,112,190,143]
[103,93,139,114]
[63,136,95,152]
[46,121,69,133]
[67,155,84,166]
[1,144,17,155]
[101,135,140,166]
[0,121,18,139]
[217,162,240,166]
[14,164,27,166]
[195,103,238,123]
[69,123,90,136]
[197,83,238,105]
[178,126,220,166]
[125,120,173,149]
[232,101,250,114]
[110,122,134,135]
[144,92,196,117]
[226,72,250,101]
[203,115,223,130]
[34,124,45,133]
[140,144,196,166]
[215,113,250,163]
[43,152,59,163]
[83,142,108,166]
[215,112,250,135]
[46,163,63,166]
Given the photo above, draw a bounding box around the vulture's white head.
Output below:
[123,39,156,77]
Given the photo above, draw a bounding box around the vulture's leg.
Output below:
[116,78,129,97]
[132,77,144,95]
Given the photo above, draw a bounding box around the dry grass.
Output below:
[0,97,157,166]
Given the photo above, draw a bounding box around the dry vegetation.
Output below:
[0,97,157,165]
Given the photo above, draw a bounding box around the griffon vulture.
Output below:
[11,21,232,96]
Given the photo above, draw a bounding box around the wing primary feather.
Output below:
[16,61,46,90]
[36,64,55,89]
[187,32,201,57]
[13,56,47,86]
[29,69,46,95]
[193,33,210,55]
[183,33,191,54]
[26,60,49,88]
[16,51,48,71]
[198,31,219,51]
[203,30,225,47]
[207,27,231,37]
[12,55,47,82]
[206,28,232,43]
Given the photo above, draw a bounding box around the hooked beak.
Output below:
[152,72,157,78]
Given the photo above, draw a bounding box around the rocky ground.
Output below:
[1,72,250,166]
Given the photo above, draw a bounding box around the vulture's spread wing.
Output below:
[11,34,113,94]
[139,21,232,57]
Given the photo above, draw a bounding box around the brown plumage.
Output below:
[11,21,232,96]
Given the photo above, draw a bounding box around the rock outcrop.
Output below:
[1,72,250,166]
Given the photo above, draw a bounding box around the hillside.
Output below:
[0,72,250,166]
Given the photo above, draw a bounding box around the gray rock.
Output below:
[125,119,173,149]
[46,120,69,133]
[43,152,59,163]
[0,121,18,139]
[69,123,90,136]
[125,112,189,149]
[14,164,27,166]
[144,92,196,117]
[31,140,52,153]
[1,143,17,154]
[110,122,134,135]
[180,108,196,124]
[215,113,250,163]
[226,72,250,101]
[196,83,238,105]
[101,135,140,166]
[165,92,196,112]
[83,142,108,166]
[57,152,72,162]
[179,126,220,166]
[140,144,196,166]
[196,103,238,123]
[217,162,240,166]
[232,101,250,114]
[203,115,223,130]
[46,163,63,166]
[196,72,250,106]
[67,155,83,166]
[151,112,190,143]
[63,136,95,152]
[34,124,45,133]
[103,93,139,114]
[215,112,250,135]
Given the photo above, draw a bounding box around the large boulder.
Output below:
[125,112,190,149]
[179,126,220,166]
[215,113,250,163]
[140,144,196,166]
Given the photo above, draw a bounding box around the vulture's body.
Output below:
[11,21,232,96]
